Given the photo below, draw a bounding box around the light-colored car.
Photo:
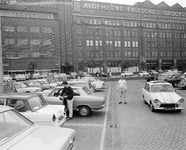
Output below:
[14,74,26,81]
[0,93,66,127]
[121,71,134,77]
[80,76,105,91]
[42,86,106,117]
[142,81,184,112]
[14,82,43,93]
[138,71,149,76]
[24,80,50,90]
[36,78,59,88]
[0,105,75,150]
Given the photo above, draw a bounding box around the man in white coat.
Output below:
[117,75,127,104]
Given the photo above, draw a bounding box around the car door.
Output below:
[46,88,64,105]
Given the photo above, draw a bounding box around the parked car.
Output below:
[14,82,42,93]
[142,80,184,112]
[121,71,134,77]
[165,74,186,87]
[0,105,75,150]
[0,93,66,127]
[24,80,49,90]
[35,78,59,89]
[138,71,149,77]
[42,86,106,117]
[14,74,26,81]
[148,70,158,76]
[145,72,159,82]
[80,76,105,91]
[177,77,186,90]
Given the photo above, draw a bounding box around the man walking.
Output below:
[61,81,74,120]
[117,75,127,104]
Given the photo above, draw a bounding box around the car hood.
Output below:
[152,92,181,103]
[6,125,75,150]
[36,105,65,117]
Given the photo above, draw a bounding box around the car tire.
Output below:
[176,110,182,112]
[150,102,155,112]
[78,106,91,117]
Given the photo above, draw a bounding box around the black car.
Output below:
[165,74,186,87]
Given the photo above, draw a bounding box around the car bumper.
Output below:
[153,106,184,111]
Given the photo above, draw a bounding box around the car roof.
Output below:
[55,86,82,89]
[0,105,13,112]
[148,80,171,85]
[0,93,41,100]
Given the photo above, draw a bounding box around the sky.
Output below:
[87,0,186,7]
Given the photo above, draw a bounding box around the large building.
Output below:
[1,0,186,75]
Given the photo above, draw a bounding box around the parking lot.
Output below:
[64,79,186,150]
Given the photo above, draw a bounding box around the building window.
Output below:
[17,26,28,32]
[30,39,40,46]
[3,38,16,45]
[124,41,131,47]
[77,28,82,35]
[114,30,121,37]
[132,41,138,47]
[77,40,82,47]
[106,41,113,47]
[106,30,112,36]
[114,41,121,47]
[95,40,102,47]
[3,25,15,32]
[30,26,40,33]
[42,27,52,34]
[17,39,28,46]
[175,33,180,39]
[42,39,52,46]
[124,30,130,37]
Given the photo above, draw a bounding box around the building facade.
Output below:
[1,0,186,75]
[72,0,186,72]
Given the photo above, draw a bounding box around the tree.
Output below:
[78,61,86,72]
[121,59,132,71]
[28,62,36,79]
[140,60,147,71]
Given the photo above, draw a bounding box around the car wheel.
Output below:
[150,102,155,112]
[78,106,91,117]
[176,110,181,112]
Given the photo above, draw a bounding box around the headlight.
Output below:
[179,98,184,103]
[153,99,160,103]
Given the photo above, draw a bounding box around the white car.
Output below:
[138,71,149,76]
[0,105,75,150]
[142,81,184,112]
[121,71,134,77]
[0,93,66,127]
[14,74,26,81]
[14,82,43,93]
[80,76,105,91]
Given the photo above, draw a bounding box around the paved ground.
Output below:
[104,80,186,150]
[64,80,186,150]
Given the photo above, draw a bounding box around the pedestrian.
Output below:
[61,81,74,120]
[117,75,127,104]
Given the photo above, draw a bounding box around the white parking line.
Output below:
[99,84,111,150]
[65,123,103,127]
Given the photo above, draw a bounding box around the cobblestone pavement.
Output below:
[104,80,186,150]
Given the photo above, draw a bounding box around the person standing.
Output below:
[61,81,74,120]
[117,75,127,104]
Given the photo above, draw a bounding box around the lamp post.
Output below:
[0,17,3,93]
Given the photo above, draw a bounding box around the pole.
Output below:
[0,17,4,93]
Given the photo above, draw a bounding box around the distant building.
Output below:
[1,0,186,75]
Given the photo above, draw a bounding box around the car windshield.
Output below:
[15,82,29,88]
[28,95,48,111]
[0,109,33,145]
[151,84,174,92]
[82,87,92,94]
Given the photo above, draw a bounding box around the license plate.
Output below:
[164,107,175,110]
